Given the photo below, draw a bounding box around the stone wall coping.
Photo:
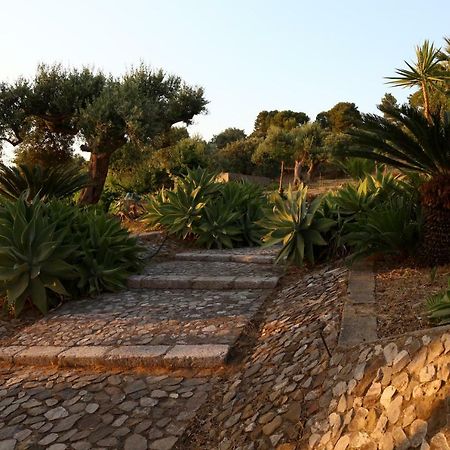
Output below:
[0,343,231,370]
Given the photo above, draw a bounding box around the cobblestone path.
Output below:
[0,245,290,449]
[181,264,347,450]
[0,367,214,450]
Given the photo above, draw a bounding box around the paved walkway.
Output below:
[182,263,348,449]
[0,244,286,449]
[0,367,214,450]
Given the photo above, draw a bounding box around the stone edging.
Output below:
[175,252,276,264]
[127,275,280,290]
[0,344,230,371]
[338,259,378,347]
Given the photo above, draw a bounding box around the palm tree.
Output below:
[345,105,450,265]
[386,40,449,122]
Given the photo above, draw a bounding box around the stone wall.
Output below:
[303,325,450,449]
[217,172,273,186]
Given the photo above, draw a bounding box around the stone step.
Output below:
[175,251,276,264]
[0,344,230,371]
[127,274,280,290]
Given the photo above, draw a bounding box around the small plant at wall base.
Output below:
[426,279,450,325]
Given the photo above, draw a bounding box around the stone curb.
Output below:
[0,344,231,370]
[338,260,378,347]
[175,252,276,264]
[127,275,280,290]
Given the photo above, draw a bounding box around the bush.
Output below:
[142,168,266,248]
[342,197,422,260]
[0,163,89,201]
[0,196,143,316]
[260,184,335,266]
[0,196,77,316]
[426,279,450,325]
[318,171,422,260]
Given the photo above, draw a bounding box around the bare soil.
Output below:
[375,259,450,338]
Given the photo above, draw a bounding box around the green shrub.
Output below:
[342,197,422,260]
[260,184,335,265]
[0,163,89,201]
[0,196,77,316]
[322,171,422,260]
[333,157,379,180]
[0,196,143,316]
[142,168,266,248]
[69,210,143,295]
[426,279,450,325]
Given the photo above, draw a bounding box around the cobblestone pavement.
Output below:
[143,261,283,277]
[0,245,351,449]
[182,263,348,449]
[0,367,214,450]
[6,289,268,348]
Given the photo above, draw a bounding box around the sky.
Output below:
[0,0,449,146]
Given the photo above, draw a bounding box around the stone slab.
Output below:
[105,345,170,368]
[347,270,375,304]
[233,276,280,289]
[338,304,378,347]
[141,275,193,289]
[127,275,144,288]
[164,344,230,368]
[0,346,27,364]
[175,252,275,264]
[192,276,236,289]
[175,252,232,262]
[58,346,113,367]
[14,346,66,366]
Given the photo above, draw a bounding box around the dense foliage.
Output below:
[0,196,142,316]
[0,64,208,204]
[260,185,335,265]
[426,278,450,325]
[0,163,89,201]
[143,168,266,249]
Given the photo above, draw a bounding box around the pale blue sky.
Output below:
[0,0,449,141]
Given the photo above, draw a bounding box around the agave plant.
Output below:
[345,105,450,265]
[0,163,90,201]
[196,200,242,249]
[260,184,335,265]
[426,278,450,325]
[144,168,220,240]
[0,196,77,316]
[219,182,265,246]
[333,157,378,180]
[71,211,143,295]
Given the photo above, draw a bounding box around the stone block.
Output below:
[127,275,144,289]
[163,344,229,368]
[105,345,169,368]
[142,276,192,289]
[14,346,66,366]
[0,346,27,364]
[231,255,275,264]
[233,276,279,289]
[58,346,112,367]
[192,276,235,290]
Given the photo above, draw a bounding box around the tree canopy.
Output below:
[0,64,208,203]
[253,110,310,137]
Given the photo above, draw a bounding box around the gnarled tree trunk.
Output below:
[78,152,111,205]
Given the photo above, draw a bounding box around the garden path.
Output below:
[0,243,292,449]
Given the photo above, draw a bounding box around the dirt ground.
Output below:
[375,259,450,338]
